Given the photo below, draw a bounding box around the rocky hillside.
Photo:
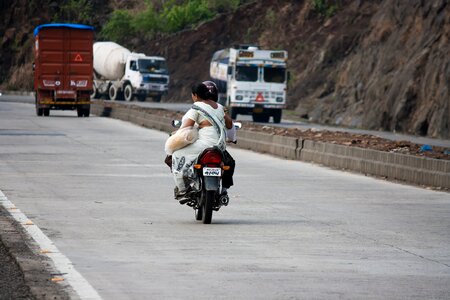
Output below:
[1,0,448,138]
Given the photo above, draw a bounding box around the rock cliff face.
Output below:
[0,0,110,90]
[138,0,449,138]
[309,0,449,138]
[0,0,38,91]
[1,0,448,138]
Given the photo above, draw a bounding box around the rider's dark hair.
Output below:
[192,83,208,100]
[191,81,218,102]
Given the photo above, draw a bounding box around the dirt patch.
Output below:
[241,122,450,160]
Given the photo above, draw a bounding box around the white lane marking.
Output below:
[0,190,102,300]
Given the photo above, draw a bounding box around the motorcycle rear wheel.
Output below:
[202,190,215,224]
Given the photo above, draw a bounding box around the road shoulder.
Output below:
[0,204,71,300]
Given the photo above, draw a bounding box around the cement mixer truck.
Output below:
[91,42,169,102]
[210,45,288,123]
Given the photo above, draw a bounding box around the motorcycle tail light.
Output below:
[200,151,222,165]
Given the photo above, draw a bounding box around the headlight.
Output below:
[235,95,243,100]
[276,97,283,102]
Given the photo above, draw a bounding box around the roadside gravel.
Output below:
[0,238,33,299]
[0,206,70,300]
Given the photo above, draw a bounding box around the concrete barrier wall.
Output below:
[91,101,450,190]
[300,140,450,188]
[236,130,299,160]
[91,102,174,133]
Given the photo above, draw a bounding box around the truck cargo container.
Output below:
[33,23,94,117]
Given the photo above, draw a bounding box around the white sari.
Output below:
[171,102,227,193]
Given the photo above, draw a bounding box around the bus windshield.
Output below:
[138,59,168,74]
[263,67,286,83]
[235,65,258,82]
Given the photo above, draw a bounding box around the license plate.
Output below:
[203,167,221,177]
[253,107,264,113]
[143,84,160,90]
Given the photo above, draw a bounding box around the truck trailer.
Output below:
[33,23,94,117]
[91,42,169,102]
[210,45,288,123]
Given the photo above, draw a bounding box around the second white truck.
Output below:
[91,42,169,102]
[210,45,288,123]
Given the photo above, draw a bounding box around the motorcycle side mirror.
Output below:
[233,122,242,130]
[172,120,182,128]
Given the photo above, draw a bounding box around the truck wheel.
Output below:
[153,95,162,102]
[77,108,83,117]
[230,107,238,120]
[109,85,118,101]
[91,85,99,99]
[83,108,90,117]
[137,95,146,102]
[252,113,269,123]
[252,114,262,122]
[273,109,282,123]
[124,84,133,101]
[117,90,124,101]
[104,85,111,100]
[43,108,50,116]
[35,95,43,116]
[261,114,270,122]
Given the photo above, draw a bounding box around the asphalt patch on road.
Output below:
[0,205,71,300]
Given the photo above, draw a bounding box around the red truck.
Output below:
[33,23,94,117]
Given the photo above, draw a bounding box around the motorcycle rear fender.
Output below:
[203,176,220,191]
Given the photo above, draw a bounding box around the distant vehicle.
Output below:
[33,23,94,117]
[91,42,169,102]
[210,45,288,123]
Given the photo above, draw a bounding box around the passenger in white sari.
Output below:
[171,82,233,198]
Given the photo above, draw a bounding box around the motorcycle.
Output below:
[170,120,240,224]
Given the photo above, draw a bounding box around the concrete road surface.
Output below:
[0,101,449,299]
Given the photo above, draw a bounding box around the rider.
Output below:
[170,81,235,202]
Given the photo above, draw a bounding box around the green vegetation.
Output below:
[132,3,160,38]
[100,10,135,43]
[51,0,94,24]
[161,1,215,33]
[100,0,243,43]
[312,0,340,18]
[208,0,241,13]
